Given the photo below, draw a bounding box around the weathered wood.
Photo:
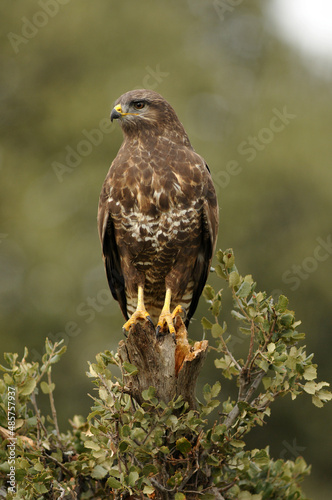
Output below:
[118,316,208,409]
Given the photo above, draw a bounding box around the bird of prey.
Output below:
[98,89,219,336]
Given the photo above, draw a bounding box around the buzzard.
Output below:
[98,89,219,335]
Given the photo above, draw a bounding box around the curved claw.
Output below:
[146,315,154,328]
[122,309,152,332]
[156,313,175,336]
[155,324,162,339]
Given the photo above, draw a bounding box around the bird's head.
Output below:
[110,89,166,130]
[110,89,190,145]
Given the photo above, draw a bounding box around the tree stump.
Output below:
[118,316,208,409]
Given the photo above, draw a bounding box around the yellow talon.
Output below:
[171,304,184,320]
[123,285,152,332]
[156,289,184,336]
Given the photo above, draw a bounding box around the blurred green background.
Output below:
[1,1,331,497]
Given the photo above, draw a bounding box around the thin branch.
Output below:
[178,465,199,492]
[223,369,266,429]
[35,340,64,386]
[31,392,47,441]
[243,320,255,372]
[44,452,74,478]
[47,370,61,444]
[218,335,242,372]
[133,457,172,496]
[244,369,266,403]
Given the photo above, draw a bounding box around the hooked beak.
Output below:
[110,104,123,122]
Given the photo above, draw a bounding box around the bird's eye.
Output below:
[133,101,145,110]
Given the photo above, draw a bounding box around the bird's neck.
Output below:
[122,124,193,150]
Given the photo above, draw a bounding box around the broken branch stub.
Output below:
[118,317,208,409]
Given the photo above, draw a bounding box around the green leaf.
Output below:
[91,465,108,479]
[34,483,49,494]
[216,249,224,263]
[142,386,156,401]
[122,361,138,376]
[40,381,55,394]
[107,476,123,489]
[303,381,316,395]
[142,464,159,477]
[211,299,221,317]
[33,461,44,472]
[280,313,294,327]
[175,493,186,500]
[303,365,317,381]
[312,395,324,408]
[130,427,145,441]
[121,425,131,437]
[206,453,219,465]
[143,485,155,495]
[176,437,192,455]
[267,343,276,354]
[230,439,245,448]
[229,271,240,287]
[277,294,289,312]
[201,317,213,330]
[215,264,226,279]
[119,440,130,452]
[237,280,251,298]
[4,352,18,366]
[211,381,221,398]
[84,440,100,451]
[49,354,61,365]
[211,323,224,338]
[20,378,37,396]
[127,471,139,487]
[203,285,215,301]
[262,377,272,390]
[166,414,178,429]
[223,250,235,268]
[203,383,212,401]
[231,310,246,321]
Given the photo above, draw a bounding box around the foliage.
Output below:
[0,250,331,499]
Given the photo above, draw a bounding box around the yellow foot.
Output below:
[122,285,153,333]
[123,309,152,333]
[156,305,184,337]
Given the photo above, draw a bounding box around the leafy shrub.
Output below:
[0,249,331,499]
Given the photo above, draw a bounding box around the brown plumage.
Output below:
[98,89,219,334]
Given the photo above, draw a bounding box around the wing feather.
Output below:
[98,205,128,320]
[186,166,219,326]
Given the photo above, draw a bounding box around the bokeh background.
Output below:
[1,0,331,497]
